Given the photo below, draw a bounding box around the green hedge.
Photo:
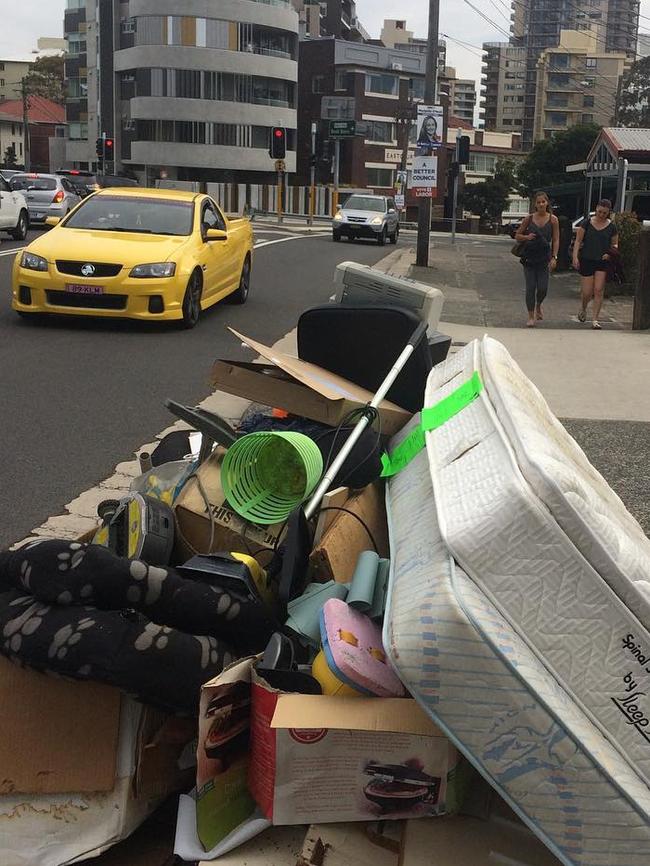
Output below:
[609,212,641,295]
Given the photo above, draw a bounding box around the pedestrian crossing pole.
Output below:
[415,0,440,267]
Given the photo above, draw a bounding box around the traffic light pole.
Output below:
[333,139,340,214]
[451,130,461,245]
[415,0,440,268]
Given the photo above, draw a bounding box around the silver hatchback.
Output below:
[9,173,81,225]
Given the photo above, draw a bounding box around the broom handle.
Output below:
[304,321,427,520]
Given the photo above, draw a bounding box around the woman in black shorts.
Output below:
[572,199,619,330]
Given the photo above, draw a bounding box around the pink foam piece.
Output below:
[321,598,405,697]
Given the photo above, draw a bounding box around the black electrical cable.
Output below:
[314,506,380,553]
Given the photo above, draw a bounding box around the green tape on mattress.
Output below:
[380,372,483,478]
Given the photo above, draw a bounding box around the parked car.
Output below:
[9,173,81,227]
[332,194,400,245]
[0,168,22,183]
[12,188,254,328]
[0,173,29,240]
[56,170,140,197]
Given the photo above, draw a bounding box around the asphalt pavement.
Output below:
[0,226,396,547]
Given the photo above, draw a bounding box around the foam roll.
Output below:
[346,550,380,612]
[221,432,323,525]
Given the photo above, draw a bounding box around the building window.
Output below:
[0,63,4,71]
[335,70,348,91]
[365,73,398,96]
[503,118,513,124]
[11,124,15,135]
[68,122,88,140]
[585,57,597,68]
[549,112,567,126]
[366,167,394,187]
[550,54,569,69]
[365,120,395,142]
[312,75,325,93]
[514,119,523,125]
[583,95,594,107]
[582,113,594,123]
[409,78,425,100]
[469,153,497,173]
[0,79,4,88]
[136,119,295,150]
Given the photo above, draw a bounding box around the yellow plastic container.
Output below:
[312,649,366,698]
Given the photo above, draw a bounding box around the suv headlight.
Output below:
[333,212,344,221]
[21,252,48,272]
[130,262,176,278]
[371,216,384,225]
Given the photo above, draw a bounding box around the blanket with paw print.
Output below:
[0,539,278,715]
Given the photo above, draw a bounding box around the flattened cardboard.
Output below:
[0,655,120,794]
[210,329,411,437]
[310,483,389,584]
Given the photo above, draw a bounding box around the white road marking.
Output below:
[0,247,23,258]
[254,235,324,249]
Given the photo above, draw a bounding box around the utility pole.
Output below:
[333,138,340,214]
[416,0,440,267]
[18,78,31,172]
[309,121,317,225]
[451,130,461,244]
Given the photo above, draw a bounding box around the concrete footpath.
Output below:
[378,236,650,534]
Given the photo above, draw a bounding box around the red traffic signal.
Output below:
[269,126,286,160]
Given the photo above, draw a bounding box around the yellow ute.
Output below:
[12,188,254,328]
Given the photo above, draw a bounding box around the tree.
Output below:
[3,145,17,168]
[463,159,517,224]
[517,123,600,195]
[24,54,65,104]
[617,57,650,127]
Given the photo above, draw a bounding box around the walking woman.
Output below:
[572,199,618,330]
[515,191,560,327]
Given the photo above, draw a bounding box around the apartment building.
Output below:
[439,67,477,124]
[64,0,299,182]
[480,43,527,132]
[533,30,625,140]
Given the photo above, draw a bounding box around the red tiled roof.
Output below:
[449,115,474,130]
[0,95,64,124]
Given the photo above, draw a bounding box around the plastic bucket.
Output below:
[221,432,323,525]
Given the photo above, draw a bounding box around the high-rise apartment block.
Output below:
[64,0,299,181]
[482,0,639,146]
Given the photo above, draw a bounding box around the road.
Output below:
[0,226,402,547]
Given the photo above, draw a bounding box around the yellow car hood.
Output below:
[29,227,190,268]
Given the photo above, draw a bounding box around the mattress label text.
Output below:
[611,671,650,744]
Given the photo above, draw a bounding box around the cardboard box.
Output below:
[248,672,457,826]
[0,655,121,794]
[173,447,284,558]
[310,482,389,584]
[211,329,411,438]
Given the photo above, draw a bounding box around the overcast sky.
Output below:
[2,0,649,95]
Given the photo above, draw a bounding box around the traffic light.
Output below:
[458,135,471,166]
[95,137,104,159]
[269,126,286,160]
[104,138,114,160]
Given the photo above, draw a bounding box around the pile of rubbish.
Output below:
[2,261,650,866]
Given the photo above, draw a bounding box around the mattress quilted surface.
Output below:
[424,339,650,790]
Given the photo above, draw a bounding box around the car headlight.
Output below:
[333,212,344,221]
[371,216,384,225]
[21,252,48,272]
[129,262,176,278]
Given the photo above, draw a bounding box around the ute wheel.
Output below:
[11,210,28,241]
[228,255,251,305]
[180,270,203,329]
[377,227,387,246]
[332,230,341,242]
[390,225,399,245]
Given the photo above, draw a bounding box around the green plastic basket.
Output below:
[221,432,323,525]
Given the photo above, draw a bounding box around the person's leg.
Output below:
[579,272,594,321]
[592,269,607,327]
[535,265,549,319]
[524,266,536,326]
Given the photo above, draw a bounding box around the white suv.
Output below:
[333,194,400,246]
[0,173,29,240]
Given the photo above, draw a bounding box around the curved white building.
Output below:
[117,0,298,179]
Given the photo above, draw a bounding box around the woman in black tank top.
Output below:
[572,199,619,330]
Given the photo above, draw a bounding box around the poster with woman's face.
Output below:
[416,105,444,150]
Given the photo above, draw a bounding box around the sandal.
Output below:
[535,306,543,321]
[577,310,586,323]
[592,320,602,330]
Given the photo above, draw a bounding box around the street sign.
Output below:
[416,104,444,151]
[395,194,405,209]
[409,155,438,198]
[329,120,356,138]
[321,96,356,120]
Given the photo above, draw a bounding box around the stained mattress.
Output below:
[384,338,650,866]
